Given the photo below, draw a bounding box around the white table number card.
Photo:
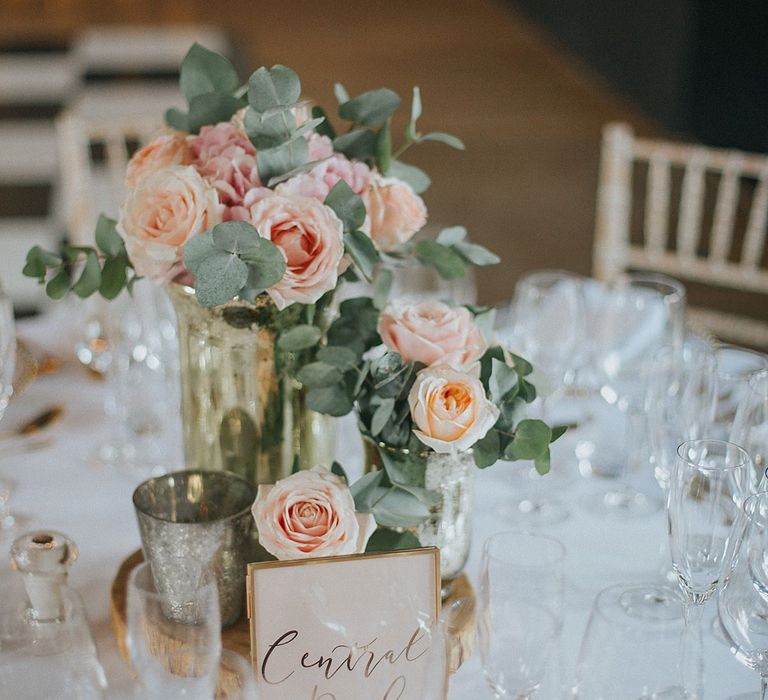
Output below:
[247,547,441,699]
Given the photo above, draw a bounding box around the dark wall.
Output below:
[512,0,768,152]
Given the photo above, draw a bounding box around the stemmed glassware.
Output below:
[718,491,768,700]
[712,345,768,442]
[586,272,686,517]
[730,369,768,486]
[0,279,17,537]
[573,582,686,699]
[479,531,565,698]
[501,270,586,524]
[126,561,222,698]
[668,439,753,698]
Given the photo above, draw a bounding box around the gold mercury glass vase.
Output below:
[168,283,336,486]
[364,440,475,593]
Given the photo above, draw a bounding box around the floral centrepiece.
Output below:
[22,43,560,554]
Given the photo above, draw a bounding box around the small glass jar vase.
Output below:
[365,441,475,592]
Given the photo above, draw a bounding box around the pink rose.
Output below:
[125,129,192,188]
[252,466,377,560]
[189,120,264,218]
[367,174,427,251]
[409,365,499,453]
[378,301,487,368]
[118,165,220,280]
[249,194,345,309]
[307,133,334,161]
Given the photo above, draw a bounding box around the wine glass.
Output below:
[218,650,259,699]
[126,561,221,698]
[668,439,753,698]
[501,270,587,524]
[479,531,565,698]
[730,369,768,486]
[712,345,768,441]
[574,582,686,699]
[585,272,686,517]
[718,492,768,700]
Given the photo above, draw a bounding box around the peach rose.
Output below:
[118,165,220,280]
[125,130,192,188]
[249,194,345,309]
[252,466,377,560]
[367,174,427,251]
[409,365,499,453]
[378,301,487,368]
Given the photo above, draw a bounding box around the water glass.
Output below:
[479,531,565,698]
[718,492,768,700]
[126,561,221,699]
[668,439,753,697]
[574,582,686,699]
[218,650,259,699]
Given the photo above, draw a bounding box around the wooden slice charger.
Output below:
[111,550,476,693]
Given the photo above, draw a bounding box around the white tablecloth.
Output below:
[0,313,748,698]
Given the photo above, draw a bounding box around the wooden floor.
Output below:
[1,0,657,305]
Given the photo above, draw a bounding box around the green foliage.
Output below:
[332,129,377,161]
[414,240,466,280]
[277,324,322,352]
[324,180,366,232]
[183,222,286,307]
[372,268,393,310]
[23,216,137,301]
[365,529,421,552]
[164,43,245,134]
[387,160,431,194]
[338,88,401,127]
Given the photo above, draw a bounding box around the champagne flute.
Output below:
[718,492,768,700]
[668,439,753,698]
[585,272,686,517]
[503,270,587,524]
[126,561,221,698]
[479,531,565,698]
[0,279,17,536]
[712,345,768,441]
[730,369,768,486]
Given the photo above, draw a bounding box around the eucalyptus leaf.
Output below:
[164,107,189,132]
[338,88,401,126]
[194,252,249,307]
[317,346,357,370]
[333,129,377,161]
[331,461,349,484]
[312,106,336,139]
[306,384,353,417]
[473,429,501,469]
[297,362,343,388]
[211,221,262,256]
[350,470,385,512]
[99,257,127,300]
[23,246,61,279]
[453,240,501,266]
[180,43,239,101]
[509,419,552,461]
[365,529,421,552]
[46,269,70,299]
[94,215,124,257]
[344,231,379,282]
[489,358,518,404]
[387,160,431,194]
[324,180,366,232]
[376,121,392,174]
[72,251,102,298]
[370,397,395,437]
[407,86,422,140]
[256,135,309,182]
[372,268,393,310]
[534,448,551,475]
[248,65,301,112]
[372,487,430,528]
[183,232,217,276]
[417,131,465,150]
[551,425,568,443]
[277,324,322,352]
[333,82,350,105]
[266,157,331,188]
[436,226,467,246]
[243,107,295,150]
[414,240,466,280]
[186,93,243,134]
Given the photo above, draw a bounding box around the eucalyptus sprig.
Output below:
[23,215,138,300]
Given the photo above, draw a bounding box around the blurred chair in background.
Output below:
[593,122,768,349]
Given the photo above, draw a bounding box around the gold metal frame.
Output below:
[246,546,441,671]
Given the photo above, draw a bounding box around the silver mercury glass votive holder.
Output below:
[132,469,255,628]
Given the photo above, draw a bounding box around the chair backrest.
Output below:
[593,122,768,297]
[56,110,161,246]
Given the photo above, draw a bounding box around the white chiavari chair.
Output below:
[594,122,768,348]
